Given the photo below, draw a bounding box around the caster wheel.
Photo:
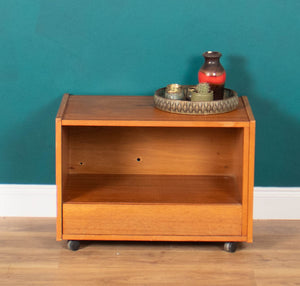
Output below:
[67,240,80,251]
[224,242,237,253]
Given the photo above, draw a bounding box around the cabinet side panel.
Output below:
[56,94,70,240]
[241,127,250,237]
[56,121,69,240]
[55,119,62,240]
[241,97,255,242]
[247,122,256,242]
[242,96,255,122]
[56,93,70,119]
[232,128,244,203]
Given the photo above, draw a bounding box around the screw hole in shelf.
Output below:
[136,158,141,162]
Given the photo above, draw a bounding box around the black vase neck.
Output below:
[203,51,222,59]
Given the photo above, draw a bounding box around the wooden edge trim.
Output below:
[61,120,249,128]
[241,96,255,242]
[56,93,70,120]
[247,122,256,242]
[55,119,62,241]
[241,96,255,123]
[241,127,250,238]
[62,234,248,242]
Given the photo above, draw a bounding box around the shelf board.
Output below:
[63,174,240,204]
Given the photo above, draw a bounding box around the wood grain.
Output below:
[61,95,250,127]
[55,118,62,240]
[55,93,69,240]
[56,93,69,119]
[242,96,256,242]
[56,95,255,245]
[63,203,242,237]
[242,96,255,123]
[62,174,242,240]
[247,120,256,242]
[241,127,250,237]
[67,126,244,176]
[1,218,300,286]
[63,174,240,204]
[61,234,248,242]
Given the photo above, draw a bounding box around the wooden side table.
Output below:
[56,94,255,252]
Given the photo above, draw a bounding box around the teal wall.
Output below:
[0,0,299,186]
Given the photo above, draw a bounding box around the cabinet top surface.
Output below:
[57,95,255,127]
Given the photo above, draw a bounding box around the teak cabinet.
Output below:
[56,94,255,252]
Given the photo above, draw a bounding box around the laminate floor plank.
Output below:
[0,218,299,286]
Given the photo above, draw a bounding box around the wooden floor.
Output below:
[0,218,300,285]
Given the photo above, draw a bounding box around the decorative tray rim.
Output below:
[154,86,239,115]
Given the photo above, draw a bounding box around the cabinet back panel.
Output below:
[67,127,243,176]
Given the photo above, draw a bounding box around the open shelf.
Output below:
[62,174,243,237]
[63,174,241,204]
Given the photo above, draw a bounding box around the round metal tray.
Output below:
[154,86,239,115]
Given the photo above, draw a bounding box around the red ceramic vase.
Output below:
[198,51,226,100]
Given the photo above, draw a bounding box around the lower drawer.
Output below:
[63,203,242,237]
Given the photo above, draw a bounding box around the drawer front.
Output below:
[63,203,242,237]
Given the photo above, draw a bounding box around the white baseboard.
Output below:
[0,185,56,217]
[253,187,300,219]
[0,185,300,219]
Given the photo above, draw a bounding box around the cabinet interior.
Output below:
[61,126,244,204]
